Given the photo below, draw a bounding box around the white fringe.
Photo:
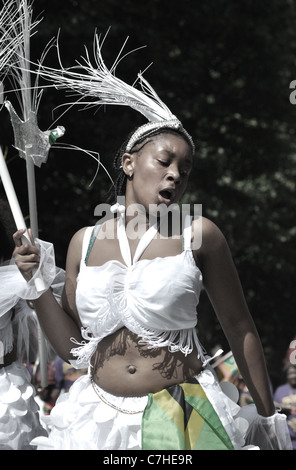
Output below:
[70,322,207,368]
[0,322,14,357]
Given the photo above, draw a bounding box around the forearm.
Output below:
[33,289,83,363]
[227,322,275,417]
[199,221,276,417]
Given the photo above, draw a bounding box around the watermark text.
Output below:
[94,198,202,250]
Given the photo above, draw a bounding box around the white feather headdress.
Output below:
[39,32,195,153]
[0,1,30,74]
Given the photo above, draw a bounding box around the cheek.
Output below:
[132,173,155,202]
[134,161,161,187]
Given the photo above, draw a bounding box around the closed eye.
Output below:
[157,159,170,166]
[157,159,191,177]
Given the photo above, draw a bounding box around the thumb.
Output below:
[28,228,35,245]
[21,228,34,246]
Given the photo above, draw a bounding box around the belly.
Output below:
[91,328,203,396]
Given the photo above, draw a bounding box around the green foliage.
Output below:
[1,0,295,385]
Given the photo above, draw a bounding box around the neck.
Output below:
[112,197,182,237]
[124,205,153,240]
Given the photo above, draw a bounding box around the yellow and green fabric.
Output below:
[142,378,234,450]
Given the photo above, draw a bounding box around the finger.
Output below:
[17,260,39,273]
[16,252,40,264]
[14,253,40,272]
[13,228,27,247]
[13,243,40,259]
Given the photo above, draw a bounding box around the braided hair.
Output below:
[107,127,194,205]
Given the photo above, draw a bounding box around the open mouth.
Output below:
[159,189,174,204]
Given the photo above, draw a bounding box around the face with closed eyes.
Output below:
[122,132,193,214]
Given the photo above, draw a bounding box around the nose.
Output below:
[167,165,181,184]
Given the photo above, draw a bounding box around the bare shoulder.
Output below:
[69,226,89,245]
[66,226,90,269]
[192,216,228,259]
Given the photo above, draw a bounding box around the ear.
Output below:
[121,153,135,177]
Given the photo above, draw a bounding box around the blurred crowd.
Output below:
[26,356,87,426]
[213,349,296,450]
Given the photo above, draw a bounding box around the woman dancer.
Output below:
[11,40,291,450]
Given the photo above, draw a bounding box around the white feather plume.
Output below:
[39,31,177,123]
[39,31,195,152]
[0,1,29,74]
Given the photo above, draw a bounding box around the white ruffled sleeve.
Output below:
[0,239,65,362]
[15,238,57,300]
[238,404,293,450]
[0,238,57,316]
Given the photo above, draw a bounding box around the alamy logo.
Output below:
[289,80,296,104]
[94,198,203,250]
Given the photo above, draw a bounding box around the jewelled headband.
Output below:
[39,33,195,154]
[126,119,195,153]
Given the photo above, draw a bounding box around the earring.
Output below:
[129,172,133,178]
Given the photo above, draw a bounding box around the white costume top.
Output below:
[71,213,206,367]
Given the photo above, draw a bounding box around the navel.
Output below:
[127,364,137,374]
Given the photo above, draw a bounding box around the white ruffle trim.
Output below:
[31,375,147,450]
[197,367,256,449]
[70,312,208,370]
[0,258,65,362]
[242,406,293,450]
[198,367,292,450]
[0,316,14,358]
[0,239,57,313]
[70,325,207,369]
[0,362,47,450]
[0,244,65,361]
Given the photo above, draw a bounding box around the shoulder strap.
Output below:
[83,224,102,264]
[183,215,193,251]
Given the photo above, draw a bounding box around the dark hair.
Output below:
[106,127,194,205]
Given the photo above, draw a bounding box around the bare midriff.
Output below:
[90,327,203,397]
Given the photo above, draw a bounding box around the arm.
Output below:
[13,227,87,362]
[194,217,275,417]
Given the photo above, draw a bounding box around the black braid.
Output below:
[106,131,134,204]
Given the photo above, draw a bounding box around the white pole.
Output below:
[24,145,48,388]
[21,0,48,388]
[0,146,30,242]
[25,145,38,238]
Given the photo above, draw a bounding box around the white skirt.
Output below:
[0,361,47,450]
[30,367,260,450]
[31,373,148,450]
